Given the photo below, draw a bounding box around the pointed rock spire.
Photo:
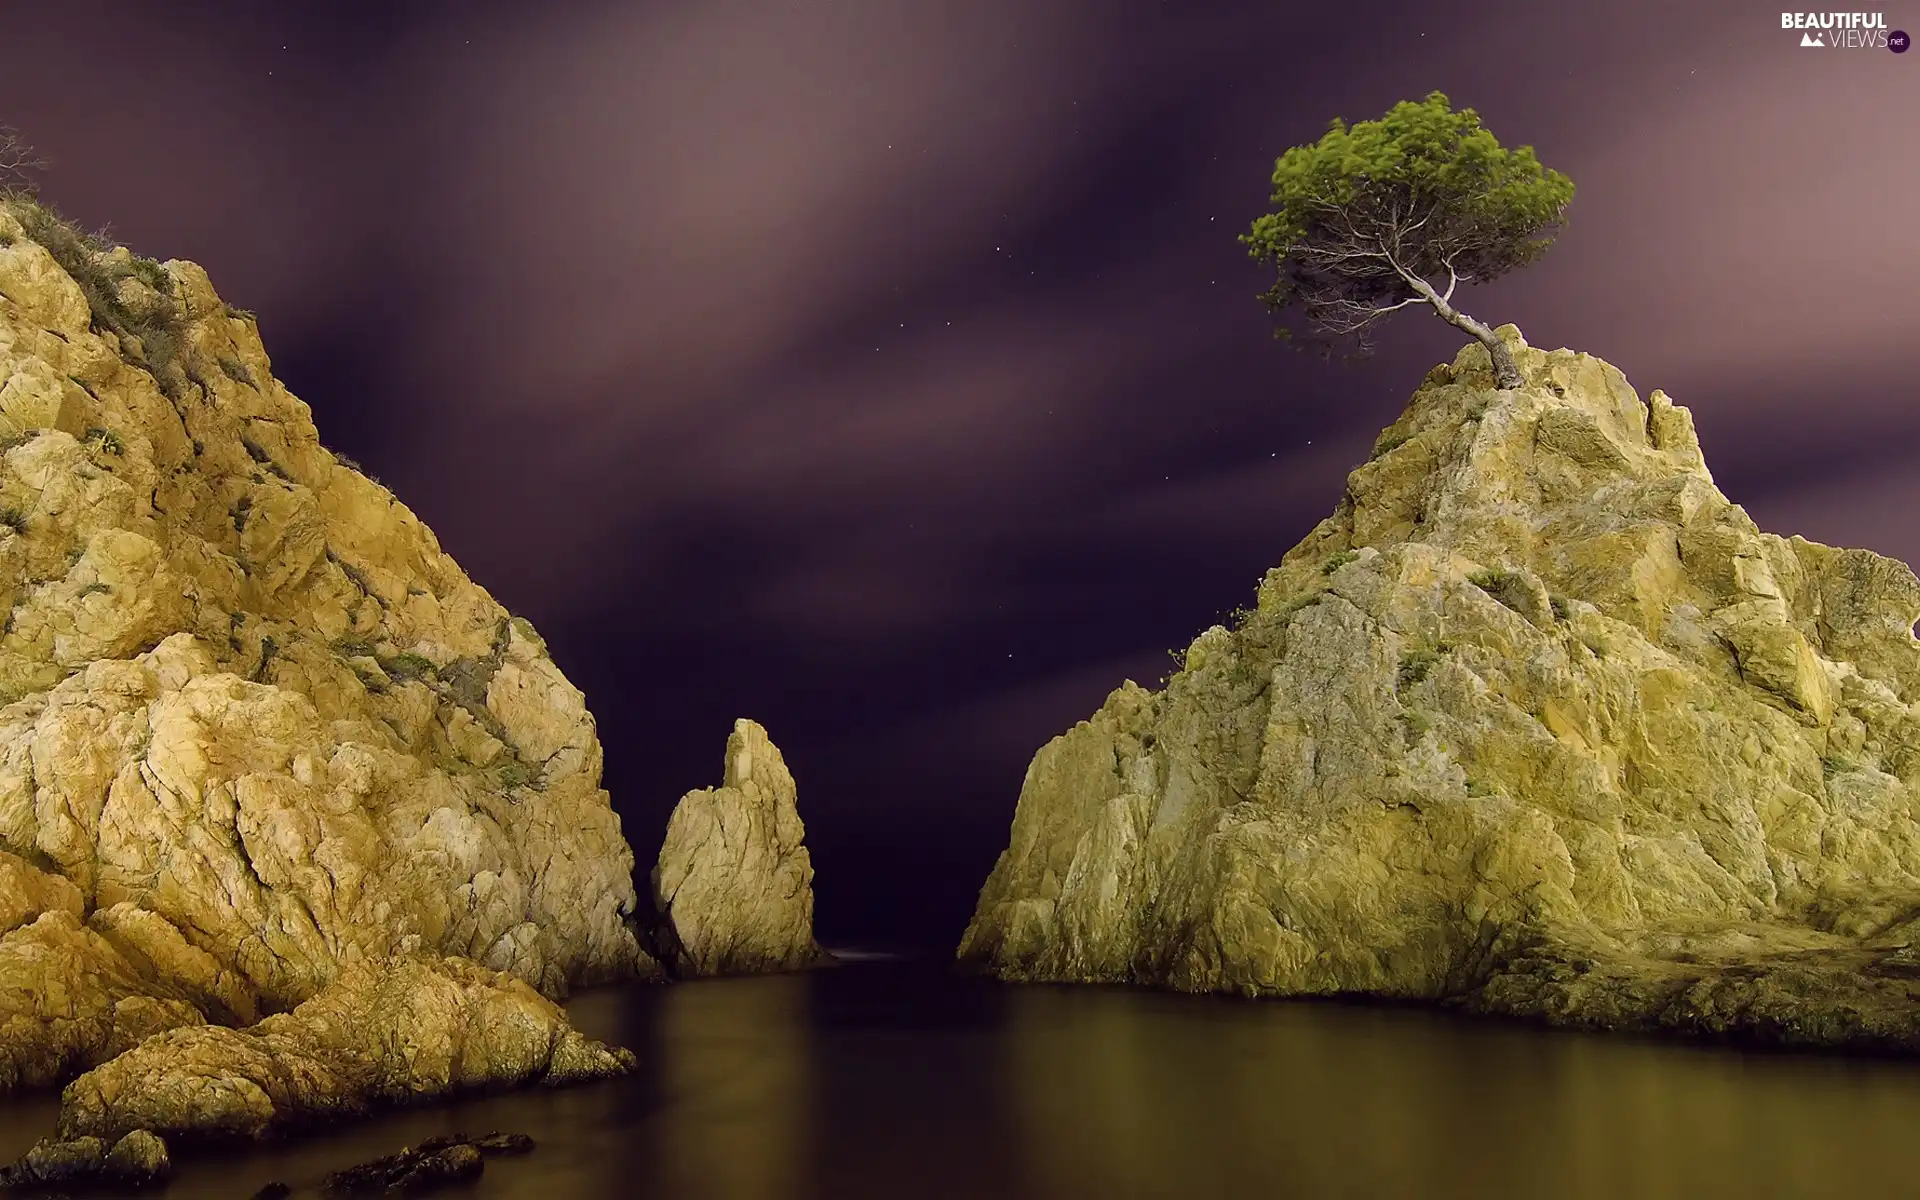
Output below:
[651,719,826,976]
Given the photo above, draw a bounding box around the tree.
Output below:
[0,124,45,195]
[1240,91,1573,390]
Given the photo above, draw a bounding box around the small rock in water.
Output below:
[321,1131,534,1195]
[0,1129,172,1192]
[416,1132,536,1157]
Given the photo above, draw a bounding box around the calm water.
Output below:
[4,959,1920,1199]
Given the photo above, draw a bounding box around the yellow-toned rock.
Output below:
[55,953,635,1143]
[651,719,825,976]
[961,328,1920,1051]
[0,196,657,1097]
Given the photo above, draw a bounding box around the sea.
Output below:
[3,956,1918,1199]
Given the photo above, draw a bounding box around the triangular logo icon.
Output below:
[1800,30,1824,46]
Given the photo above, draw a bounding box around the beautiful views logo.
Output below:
[1781,11,1904,48]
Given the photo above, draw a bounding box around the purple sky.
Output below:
[5,0,1915,947]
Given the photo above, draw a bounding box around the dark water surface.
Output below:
[5,960,1920,1199]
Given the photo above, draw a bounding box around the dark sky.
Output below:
[4,1,1915,951]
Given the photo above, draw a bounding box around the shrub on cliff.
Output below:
[0,125,192,398]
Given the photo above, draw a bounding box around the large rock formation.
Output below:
[960,327,1920,1050]
[651,719,825,976]
[56,954,632,1143]
[0,194,652,1096]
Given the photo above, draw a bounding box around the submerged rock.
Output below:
[960,327,1920,1051]
[55,955,632,1143]
[320,1131,533,1195]
[0,197,657,1095]
[0,1129,170,1192]
[651,719,825,976]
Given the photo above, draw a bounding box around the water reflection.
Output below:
[651,974,814,1200]
[0,964,1917,1198]
[1004,985,1920,1200]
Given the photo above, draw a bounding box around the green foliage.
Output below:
[0,194,194,398]
[82,426,124,456]
[1468,567,1518,591]
[1371,429,1412,458]
[379,652,436,682]
[331,637,378,658]
[507,615,547,654]
[1240,91,1573,351]
[1549,594,1571,622]
[497,757,543,791]
[216,356,257,388]
[1399,648,1441,688]
[1274,592,1324,622]
[1322,549,1360,574]
[78,582,110,598]
[1398,638,1455,689]
[0,507,26,535]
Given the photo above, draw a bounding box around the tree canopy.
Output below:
[1240,91,1573,388]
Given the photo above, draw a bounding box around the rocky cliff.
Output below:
[651,719,825,976]
[960,327,1920,1050]
[0,195,653,1098]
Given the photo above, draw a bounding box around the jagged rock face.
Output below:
[960,327,1920,1050]
[55,953,635,1143]
[0,201,654,1092]
[652,719,824,976]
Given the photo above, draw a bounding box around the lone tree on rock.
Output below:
[1240,91,1573,390]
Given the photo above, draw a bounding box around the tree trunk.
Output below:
[1403,276,1523,389]
[1450,311,1523,390]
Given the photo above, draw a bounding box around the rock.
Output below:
[959,327,1920,1051]
[419,1131,535,1157]
[101,1128,169,1184]
[650,719,825,976]
[321,1131,534,1195]
[251,1184,292,1200]
[55,954,634,1143]
[323,1142,482,1195]
[0,1128,170,1191]
[0,196,658,1095]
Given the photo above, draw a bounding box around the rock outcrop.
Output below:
[0,1128,171,1193]
[650,719,824,976]
[55,955,631,1143]
[0,194,652,1097]
[960,327,1920,1050]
